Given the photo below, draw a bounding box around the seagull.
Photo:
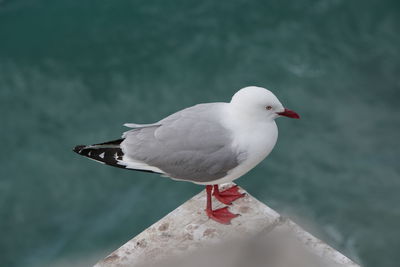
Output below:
[73,86,300,224]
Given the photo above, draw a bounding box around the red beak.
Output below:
[277,108,300,119]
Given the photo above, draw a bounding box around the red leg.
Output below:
[213,184,245,205]
[205,185,238,224]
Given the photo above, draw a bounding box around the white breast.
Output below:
[206,106,279,185]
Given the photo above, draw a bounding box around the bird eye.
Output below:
[266,106,272,110]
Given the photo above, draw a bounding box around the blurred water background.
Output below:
[1,0,399,266]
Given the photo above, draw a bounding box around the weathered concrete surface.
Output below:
[95,184,359,267]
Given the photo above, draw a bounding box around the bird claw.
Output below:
[213,185,246,205]
[206,206,239,224]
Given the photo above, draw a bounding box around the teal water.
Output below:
[1,0,399,266]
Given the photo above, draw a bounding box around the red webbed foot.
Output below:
[213,185,246,205]
[206,206,239,224]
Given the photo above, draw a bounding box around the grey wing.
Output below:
[119,103,241,183]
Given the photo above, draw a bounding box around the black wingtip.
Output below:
[73,145,86,154]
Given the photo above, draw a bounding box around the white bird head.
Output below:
[230,86,300,121]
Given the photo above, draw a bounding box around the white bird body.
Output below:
[74,86,298,185]
[74,86,297,185]
[214,112,278,185]
[74,86,299,224]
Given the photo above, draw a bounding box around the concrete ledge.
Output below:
[95,184,359,267]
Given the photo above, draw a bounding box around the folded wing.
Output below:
[120,103,242,183]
